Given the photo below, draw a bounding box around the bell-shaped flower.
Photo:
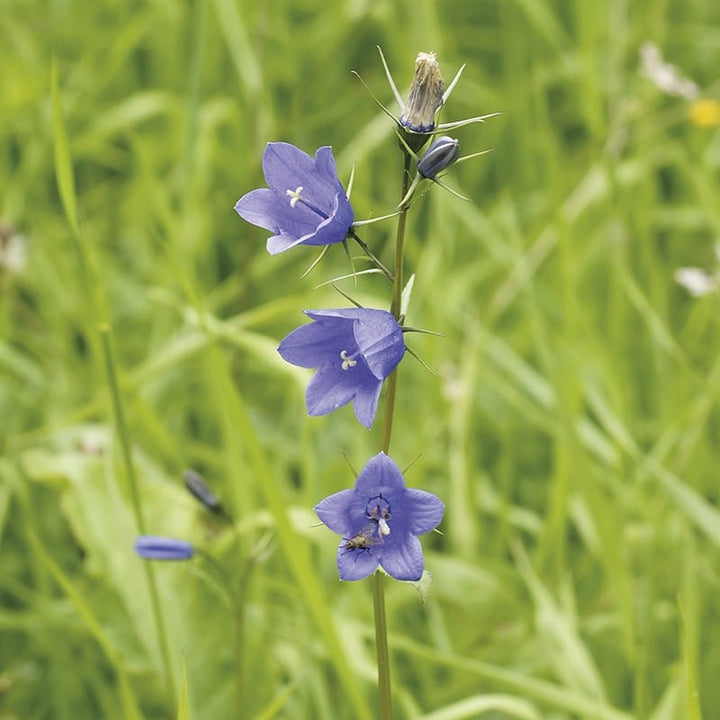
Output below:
[134,535,195,561]
[314,452,444,581]
[277,308,405,429]
[234,142,355,255]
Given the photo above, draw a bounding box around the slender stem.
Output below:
[373,571,392,717]
[234,591,246,718]
[349,228,394,282]
[380,151,412,454]
[390,155,411,320]
[373,149,413,720]
[98,324,177,705]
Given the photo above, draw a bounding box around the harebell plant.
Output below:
[233,48,496,718]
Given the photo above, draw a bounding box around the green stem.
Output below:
[380,151,412,454]
[349,229,394,282]
[98,324,177,705]
[373,150,413,720]
[373,571,392,718]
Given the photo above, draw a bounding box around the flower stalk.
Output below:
[375,148,412,720]
[99,325,176,703]
[381,150,412,454]
[234,46,494,720]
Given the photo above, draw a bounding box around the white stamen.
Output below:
[340,350,357,370]
[378,518,391,536]
[286,186,303,208]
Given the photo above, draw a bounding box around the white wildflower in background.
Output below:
[639,43,720,128]
[674,243,720,297]
[0,223,27,276]
[639,42,699,99]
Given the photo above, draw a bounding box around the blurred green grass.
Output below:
[2,0,720,718]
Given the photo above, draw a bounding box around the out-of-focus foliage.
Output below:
[2,0,720,718]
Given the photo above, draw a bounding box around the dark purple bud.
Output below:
[183,469,223,513]
[134,536,195,561]
[417,136,460,179]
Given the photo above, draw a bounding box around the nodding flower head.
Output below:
[277,308,405,429]
[314,452,444,581]
[234,142,355,255]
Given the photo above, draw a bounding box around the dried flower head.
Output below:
[400,52,444,134]
[374,47,498,153]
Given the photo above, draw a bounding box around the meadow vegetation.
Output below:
[2,1,720,718]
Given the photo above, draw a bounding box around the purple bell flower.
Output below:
[134,536,195,561]
[314,452,444,581]
[277,308,405,429]
[234,142,355,255]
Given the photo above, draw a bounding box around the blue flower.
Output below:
[277,308,405,429]
[134,536,195,561]
[234,142,355,255]
[314,452,444,581]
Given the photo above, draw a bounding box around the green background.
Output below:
[2,0,720,718]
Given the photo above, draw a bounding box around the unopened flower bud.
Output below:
[417,136,460,178]
[183,469,224,513]
[134,536,195,561]
[399,52,444,151]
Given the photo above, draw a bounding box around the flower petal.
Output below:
[314,146,343,187]
[235,185,331,248]
[379,534,424,581]
[267,233,303,255]
[234,188,280,231]
[305,362,360,416]
[337,542,380,581]
[314,489,355,534]
[278,313,356,368]
[262,142,318,194]
[354,452,406,496]
[298,193,353,247]
[352,381,382,429]
[404,488,445,535]
[352,310,405,379]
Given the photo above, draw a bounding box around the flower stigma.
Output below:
[285,186,330,219]
[367,495,392,536]
[286,186,303,207]
[340,349,358,370]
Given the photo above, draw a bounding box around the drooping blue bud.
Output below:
[134,536,195,561]
[183,469,224,514]
[417,136,460,179]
